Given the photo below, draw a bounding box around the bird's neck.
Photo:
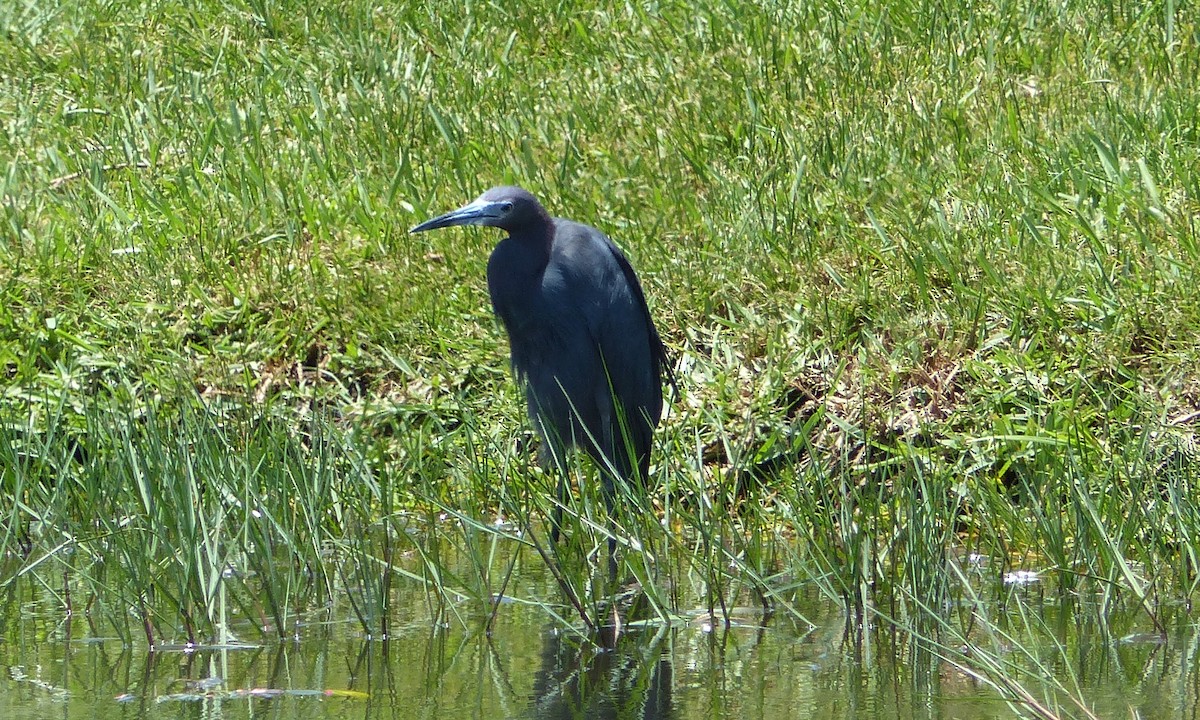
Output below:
[515,220,554,258]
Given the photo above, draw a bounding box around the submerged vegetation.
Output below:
[2,0,1198,716]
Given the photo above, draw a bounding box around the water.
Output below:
[0,610,974,719]
[2,572,1194,720]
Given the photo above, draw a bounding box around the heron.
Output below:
[410,186,671,569]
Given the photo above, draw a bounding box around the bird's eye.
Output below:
[500,202,514,213]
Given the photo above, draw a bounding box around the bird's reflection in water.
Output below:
[529,627,673,720]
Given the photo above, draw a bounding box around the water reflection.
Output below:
[1,577,1196,719]
[529,628,672,719]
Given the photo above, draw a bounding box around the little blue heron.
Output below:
[410,186,671,564]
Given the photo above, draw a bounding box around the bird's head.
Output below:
[409,186,548,234]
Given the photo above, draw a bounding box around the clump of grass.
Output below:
[1,390,382,643]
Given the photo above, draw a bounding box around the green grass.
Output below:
[2,0,1199,714]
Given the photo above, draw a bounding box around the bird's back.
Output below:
[546,220,665,476]
[487,217,665,481]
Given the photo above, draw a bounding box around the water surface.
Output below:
[2,568,1192,719]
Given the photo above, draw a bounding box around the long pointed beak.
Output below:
[409,198,506,233]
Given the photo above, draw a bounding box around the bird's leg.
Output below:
[595,402,631,583]
[539,438,569,545]
[595,462,626,584]
[597,475,619,581]
[606,532,619,582]
[551,475,568,545]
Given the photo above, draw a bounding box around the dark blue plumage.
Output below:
[411,186,670,556]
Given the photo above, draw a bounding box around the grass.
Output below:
[2,0,1199,715]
